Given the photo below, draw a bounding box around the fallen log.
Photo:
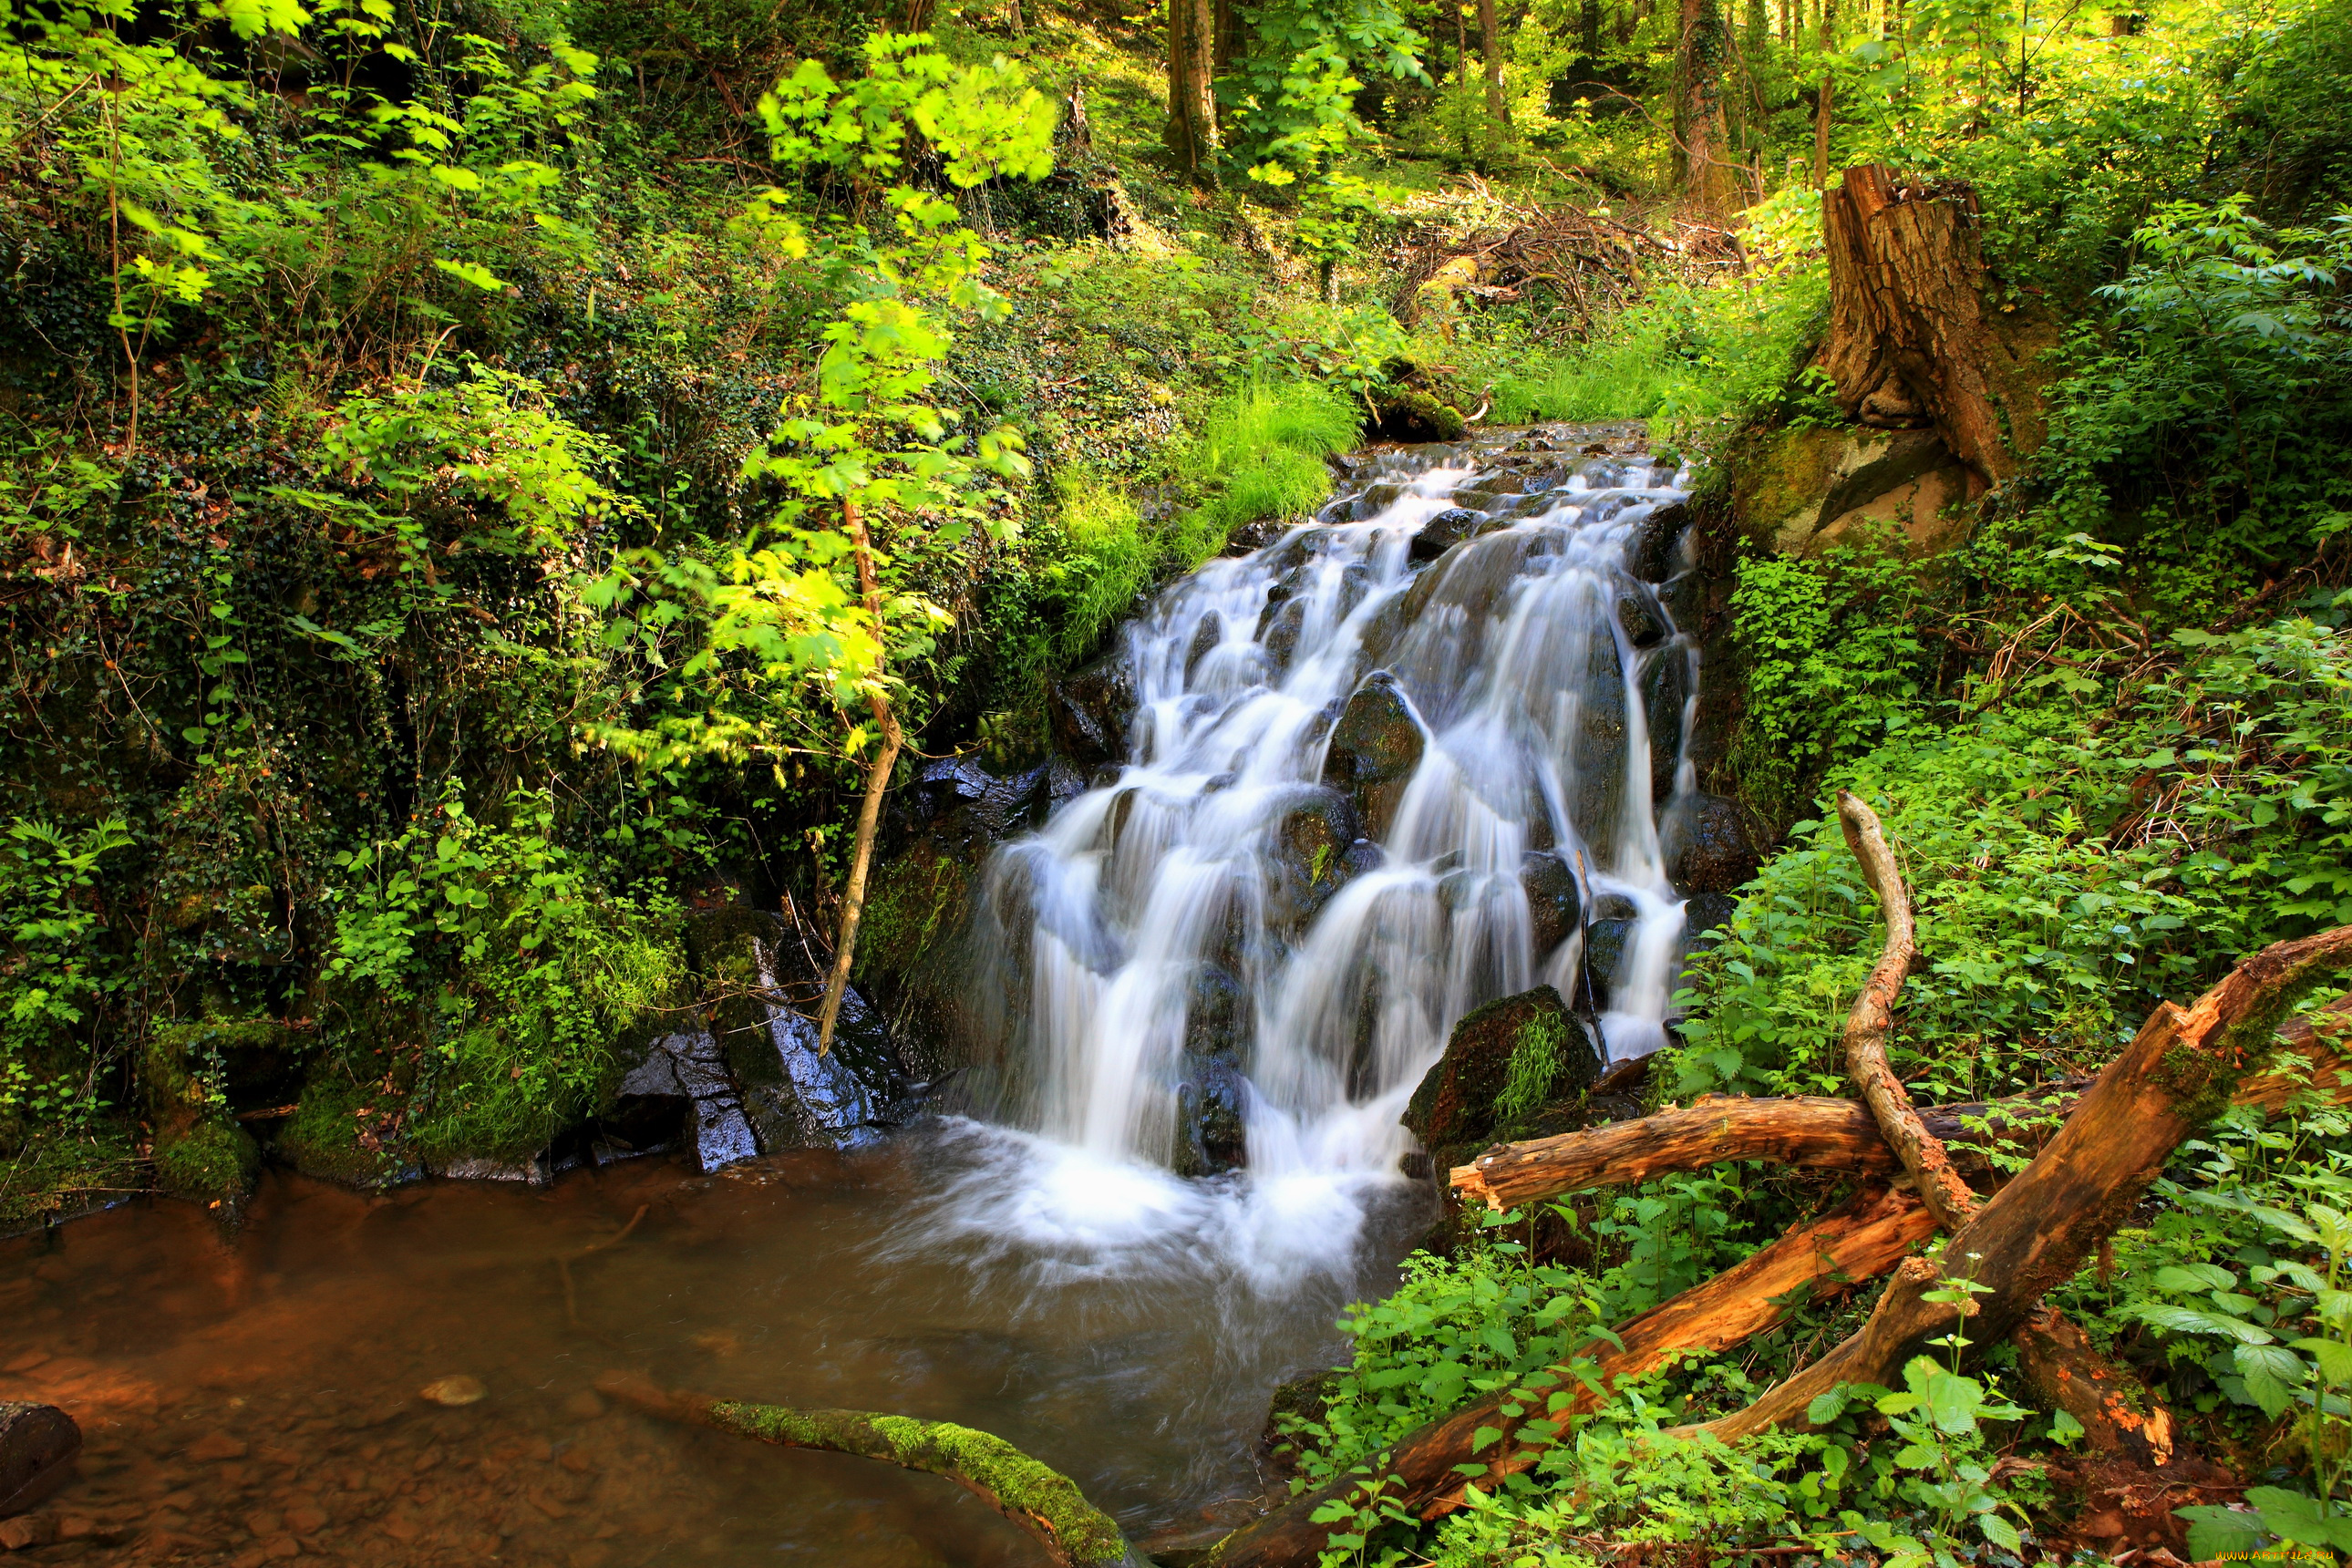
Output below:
[594,1373,1134,1567]
[2012,1305,2176,1470]
[1453,994,2352,1211]
[1693,923,2352,1445]
[1202,1186,1934,1565]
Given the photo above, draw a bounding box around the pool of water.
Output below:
[0,1126,1429,1567]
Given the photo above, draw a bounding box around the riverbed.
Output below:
[2,1129,1427,1565]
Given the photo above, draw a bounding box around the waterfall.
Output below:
[926,428,1698,1290]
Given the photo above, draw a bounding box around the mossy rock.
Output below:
[0,1129,142,1236]
[275,1068,419,1190]
[1403,985,1601,1170]
[154,1119,260,1215]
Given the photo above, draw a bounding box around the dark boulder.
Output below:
[0,1403,79,1519]
[1625,500,1690,583]
[1183,965,1250,1060]
[1521,850,1582,956]
[1267,788,1360,934]
[1615,593,1666,648]
[1184,611,1223,681]
[1664,793,1761,895]
[1175,1054,1249,1176]
[1349,481,1405,519]
[1409,508,1485,562]
[1402,985,1598,1163]
[1570,633,1626,847]
[1683,891,1739,944]
[1261,596,1308,675]
[1640,646,1690,806]
[1322,671,1425,839]
[1047,648,1137,767]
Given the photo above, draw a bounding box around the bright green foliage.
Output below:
[1493,1010,1568,1120]
[0,819,134,1121]
[1676,613,2352,1102]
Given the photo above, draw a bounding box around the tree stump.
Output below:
[1816,165,2043,494]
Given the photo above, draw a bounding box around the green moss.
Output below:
[0,1126,142,1233]
[704,1399,1130,1565]
[153,1117,259,1208]
[277,1068,413,1189]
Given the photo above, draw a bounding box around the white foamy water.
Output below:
[934,433,1698,1293]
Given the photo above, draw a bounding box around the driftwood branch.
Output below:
[1453,995,2352,1212]
[1834,791,1981,1230]
[595,1374,1134,1567]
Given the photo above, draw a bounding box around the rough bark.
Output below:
[815,499,904,1056]
[1835,791,1979,1229]
[1203,1188,1934,1564]
[595,1375,1132,1567]
[1675,0,1732,214]
[1479,0,1508,133]
[2012,1305,2177,1470]
[1810,0,1835,187]
[1165,0,1221,184]
[1455,996,2352,1208]
[1817,163,2028,491]
[1694,925,2352,1444]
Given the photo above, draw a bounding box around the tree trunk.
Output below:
[815,500,904,1057]
[1165,0,1220,184]
[1580,0,1601,57]
[2012,1305,2178,1470]
[1212,0,1243,73]
[1675,0,1732,215]
[1479,0,1508,134]
[1810,0,1835,187]
[1818,162,2037,490]
[595,1376,1131,1567]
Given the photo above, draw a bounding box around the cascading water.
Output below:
[919,426,1701,1295]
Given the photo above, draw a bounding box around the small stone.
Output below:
[561,1391,606,1421]
[262,1533,301,1559]
[0,1516,57,1551]
[284,1506,329,1533]
[0,1403,82,1517]
[418,1377,485,1408]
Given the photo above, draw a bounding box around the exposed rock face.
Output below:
[1571,634,1626,847]
[1640,646,1690,804]
[609,1030,760,1173]
[1664,793,1761,895]
[1174,1054,1248,1177]
[1321,672,1425,839]
[1047,648,1137,767]
[0,1403,79,1519]
[1615,593,1665,648]
[688,904,906,1161]
[1730,425,1974,557]
[1402,985,1599,1165]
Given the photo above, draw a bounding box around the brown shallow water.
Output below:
[0,1127,1425,1566]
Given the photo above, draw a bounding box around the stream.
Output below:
[0,423,1700,1565]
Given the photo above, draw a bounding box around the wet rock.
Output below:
[1403,985,1596,1162]
[1047,648,1137,767]
[145,1019,271,1226]
[1615,593,1665,649]
[1408,508,1484,562]
[0,1404,80,1518]
[1683,892,1739,946]
[1183,967,1249,1060]
[1184,612,1222,681]
[1521,851,1583,957]
[1657,572,1706,633]
[1354,591,1410,668]
[1640,646,1689,806]
[1570,633,1625,848]
[1174,1055,1248,1176]
[1322,671,1425,839]
[610,1031,758,1174]
[418,1377,485,1408]
[1583,915,1635,994]
[1348,482,1405,519]
[697,906,904,1154]
[1266,788,1360,933]
[1625,500,1690,583]
[1663,794,1761,895]
[1260,1368,1339,1476]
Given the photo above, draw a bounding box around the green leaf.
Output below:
[2247,1487,2352,1550]
[2176,1503,2266,1561]
[1806,1388,1852,1425]
[2236,1345,2308,1418]
[433,257,508,293]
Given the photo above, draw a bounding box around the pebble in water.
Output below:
[418,1377,486,1408]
